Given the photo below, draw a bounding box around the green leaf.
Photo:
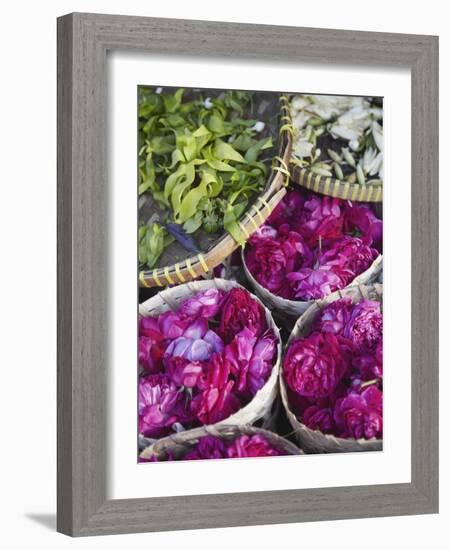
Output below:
[244,136,273,162]
[213,139,246,163]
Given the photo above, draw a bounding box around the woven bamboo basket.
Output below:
[242,248,382,320]
[140,424,302,461]
[290,164,383,203]
[280,283,383,453]
[139,278,282,434]
[139,93,293,288]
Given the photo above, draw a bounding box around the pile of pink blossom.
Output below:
[283,297,383,440]
[142,433,286,462]
[245,190,382,301]
[139,287,278,440]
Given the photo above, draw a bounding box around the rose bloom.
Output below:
[303,405,336,434]
[183,435,228,460]
[334,385,383,439]
[245,236,298,296]
[287,265,347,300]
[225,327,277,398]
[163,356,204,388]
[178,288,225,319]
[284,332,351,399]
[318,236,378,281]
[138,374,181,438]
[293,195,344,245]
[218,288,266,343]
[266,189,305,229]
[191,353,241,425]
[343,202,383,248]
[353,339,383,381]
[314,298,354,335]
[343,299,382,353]
[164,320,224,362]
[227,434,283,458]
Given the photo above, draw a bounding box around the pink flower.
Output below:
[157,310,191,339]
[218,288,266,343]
[267,190,305,229]
[227,434,283,458]
[334,385,383,439]
[314,298,354,335]
[294,195,344,245]
[250,223,279,240]
[139,316,166,372]
[284,333,351,399]
[163,356,204,388]
[245,238,293,295]
[225,327,277,398]
[191,353,241,424]
[303,405,336,434]
[287,265,346,300]
[343,202,383,247]
[183,435,228,460]
[164,330,224,362]
[178,288,225,319]
[318,236,378,281]
[138,375,181,438]
[343,299,382,353]
[353,340,383,380]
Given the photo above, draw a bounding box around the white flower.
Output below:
[349,139,360,151]
[251,121,265,132]
[371,121,383,151]
[293,111,311,130]
[362,147,383,176]
[204,97,213,109]
[155,87,163,94]
[329,125,361,141]
[291,96,311,111]
[294,139,314,158]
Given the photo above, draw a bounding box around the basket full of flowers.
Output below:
[280,283,383,453]
[138,279,282,450]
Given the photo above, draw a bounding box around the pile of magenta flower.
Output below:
[245,189,382,301]
[284,297,383,440]
[139,287,278,440]
[145,433,286,462]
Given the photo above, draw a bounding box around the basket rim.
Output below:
[290,163,383,203]
[280,283,383,450]
[139,424,303,460]
[139,94,293,288]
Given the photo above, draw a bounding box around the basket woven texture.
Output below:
[291,164,382,203]
[139,278,282,435]
[280,283,383,453]
[140,424,303,461]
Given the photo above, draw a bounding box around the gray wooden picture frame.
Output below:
[57,12,439,537]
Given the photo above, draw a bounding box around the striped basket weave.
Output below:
[291,163,383,203]
[280,283,383,453]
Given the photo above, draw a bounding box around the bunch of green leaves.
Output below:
[139,223,174,269]
[138,87,273,268]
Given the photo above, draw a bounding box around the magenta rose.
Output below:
[318,236,378,280]
[183,435,228,460]
[343,299,382,353]
[138,374,181,438]
[293,195,344,245]
[353,340,383,380]
[225,327,277,398]
[343,202,383,247]
[267,189,305,229]
[287,265,347,300]
[191,353,241,425]
[314,298,354,335]
[284,332,351,399]
[138,316,167,372]
[334,385,383,439]
[178,288,225,319]
[218,288,266,343]
[303,405,336,434]
[163,356,203,388]
[245,237,294,295]
[227,434,283,458]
